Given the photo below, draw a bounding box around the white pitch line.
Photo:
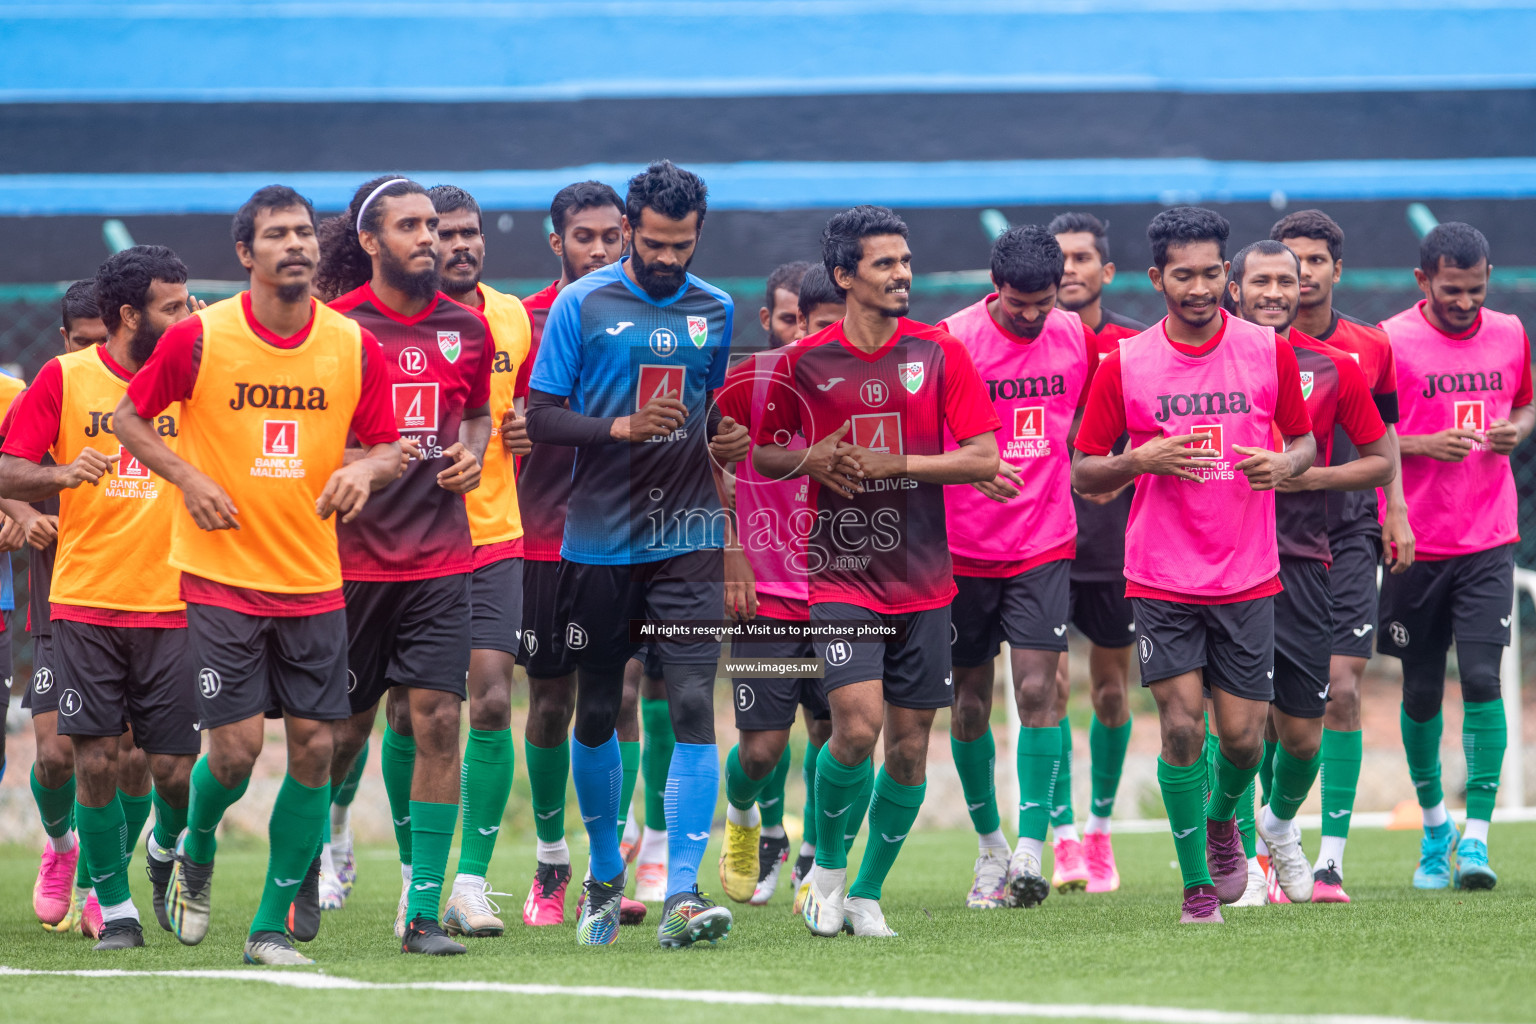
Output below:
[0,967,1477,1024]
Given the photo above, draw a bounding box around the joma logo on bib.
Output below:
[1154,390,1252,422]
[1422,371,1505,399]
[229,383,330,411]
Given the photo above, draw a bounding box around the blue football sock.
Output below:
[664,742,719,899]
[571,734,624,883]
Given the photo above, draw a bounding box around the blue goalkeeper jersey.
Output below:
[529,259,733,565]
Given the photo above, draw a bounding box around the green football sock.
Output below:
[1270,744,1322,821]
[640,697,674,831]
[1400,705,1444,808]
[1088,714,1132,818]
[1463,699,1507,822]
[801,739,823,848]
[380,725,416,865]
[118,789,153,863]
[1237,779,1257,858]
[250,774,328,935]
[458,727,513,878]
[1319,728,1363,839]
[725,744,769,810]
[1050,717,1075,827]
[151,787,187,851]
[406,800,459,922]
[949,731,1001,835]
[185,755,249,864]
[760,745,792,828]
[75,797,132,907]
[1202,724,1218,807]
[1258,738,1277,807]
[334,738,369,807]
[1016,726,1061,842]
[847,768,925,901]
[845,757,875,855]
[616,739,640,842]
[524,737,569,843]
[1158,756,1212,888]
[814,749,871,870]
[1208,748,1259,822]
[30,767,75,839]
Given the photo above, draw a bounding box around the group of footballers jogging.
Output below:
[3,157,1527,959]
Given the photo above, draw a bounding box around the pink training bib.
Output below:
[732,347,812,603]
[1120,317,1281,597]
[943,301,1088,564]
[1381,303,1526,557]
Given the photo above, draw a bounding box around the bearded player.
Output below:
[1072,207,1314,924]
[1225,240,1391,904]
[1047,212,1148,892]
[1271,209,1410,897]
[1378,223,1532,890]
[939,226,1094,911]
[755,206,1000,938]
[515,180,650,926]
[525,161,748,947]
[316,176,494,955]
[0,246,202,950]
[115,185,401,964]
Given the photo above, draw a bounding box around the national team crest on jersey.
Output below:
[687,316,708,349]
[897,361,925,394]
[852,412,903,455]
[437,331,461,363]
[1299,371,1314,400]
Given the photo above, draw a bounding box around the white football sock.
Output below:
[726,803,761,827]
[100,898,139,923]
[798,841,816,858]
[1463,818,1489,844]
[638,825,668,863]
[48,831,77,854]
[978,828,1009,854]
[1013,836,1045,864]
[1316,835,1346,875]
[536,839,570,866]
[1054,823,1080,844]
[1422,801,1448,828]
[1085,814,1112,835]
[451,873,485,898]
[331,803,351,836]
[762,824,786,839]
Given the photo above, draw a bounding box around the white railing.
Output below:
[1502,567,1536,808]
[1009,563,1533,813]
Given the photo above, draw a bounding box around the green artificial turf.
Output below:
[1,823,1532,1024]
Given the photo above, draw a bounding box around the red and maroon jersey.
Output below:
[755,318,999,614]
[330,284,494,581]
[1316,311,1399,538]
[514,280,574,562]
[1071,308,1146,583]
[1277,331,1386,564]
